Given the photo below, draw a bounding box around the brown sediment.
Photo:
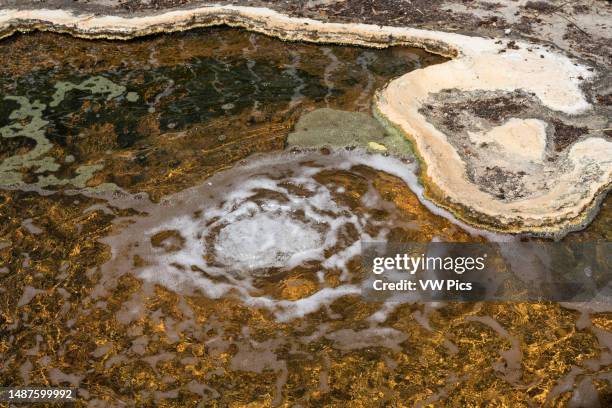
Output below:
[0,27,440,198]
[2,166,610,406]
[551,119,589,152]
[0,4,611,407]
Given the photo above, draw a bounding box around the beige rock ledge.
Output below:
[0,5,610,237]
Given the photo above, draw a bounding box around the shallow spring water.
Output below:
[0,28,610,406]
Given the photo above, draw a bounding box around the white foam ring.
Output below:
[102,150,505,321]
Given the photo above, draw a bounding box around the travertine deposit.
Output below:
[0,2,610,236]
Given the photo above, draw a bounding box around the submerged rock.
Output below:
[287,108,413,159]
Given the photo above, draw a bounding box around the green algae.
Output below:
[49,76,127,107]
[1,96,52,171]
[0,77,130,190]
[125,91,139,102]
[0,28,442,196]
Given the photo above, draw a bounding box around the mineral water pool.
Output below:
[0,27,610,406]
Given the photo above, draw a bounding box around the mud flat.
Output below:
[0,3,610,235]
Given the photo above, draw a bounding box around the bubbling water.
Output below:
[101,150,493,320]
[214,214,322,271]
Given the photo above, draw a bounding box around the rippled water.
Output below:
[0,28,441,197]
[1,28,610,406]
[99,150,479,323]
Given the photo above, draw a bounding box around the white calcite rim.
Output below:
[0,4,610,236]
